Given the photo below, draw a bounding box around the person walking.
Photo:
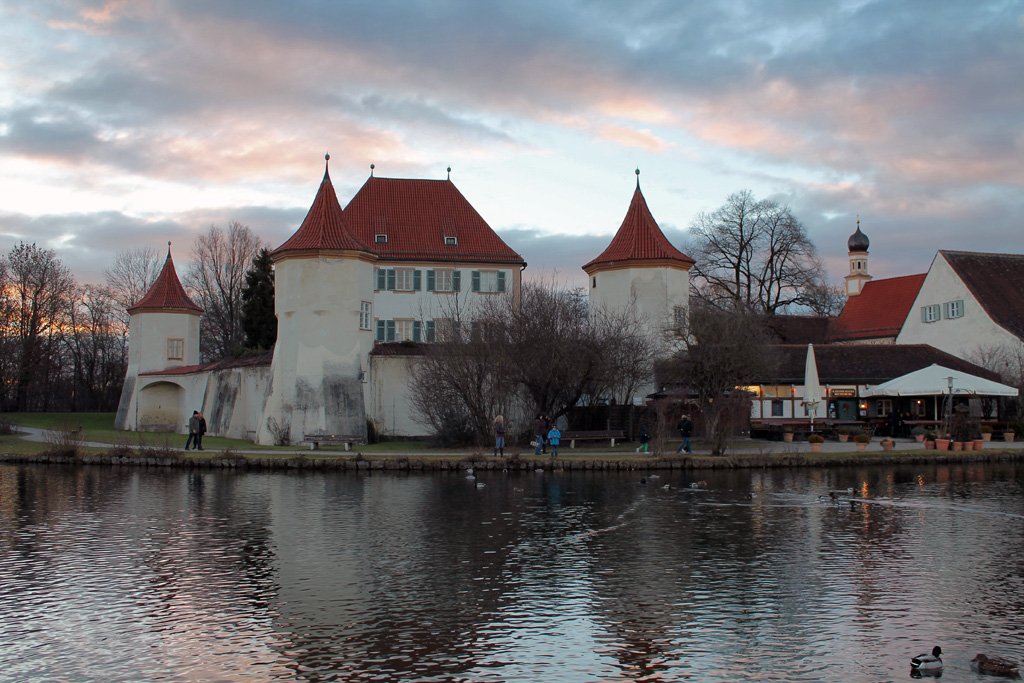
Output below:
[547,423,561,459]
[185,411,201,451]
[676,415,693,454]
[532,413,546,455]
[493,415,505,457]
[636,425,650,453]
[540,414,550,454]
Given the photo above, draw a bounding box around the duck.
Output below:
[971,653,1019,676]
[911,646,943,672]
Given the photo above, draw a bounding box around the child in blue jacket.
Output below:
[547,425,561,459]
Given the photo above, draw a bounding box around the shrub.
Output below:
[924,431,936,441]
[980,425,993,433]
[911,426,927,436]
[0,417,13,436]
[854,434,871,444]
[837,427,851,435]
[808,434,825,443]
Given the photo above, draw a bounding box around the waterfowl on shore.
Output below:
[971,653,1019,676]
[911,646,943,672]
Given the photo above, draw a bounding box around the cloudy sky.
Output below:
[1,0,1021,290]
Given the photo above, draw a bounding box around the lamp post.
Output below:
[945,376,954,438]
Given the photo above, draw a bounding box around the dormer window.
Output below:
[375,234,388,244]
[444,236,457,246]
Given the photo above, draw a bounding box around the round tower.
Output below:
[257,155,378,445]
[845,217,871,296]
[114,244,203,430]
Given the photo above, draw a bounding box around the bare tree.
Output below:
[3,242,76,411]
[64,284,129,411]
[104,245,162,313]
[802,281,847,317]
[662,301,777,455]
[689,190,825,313]
[184,222,265,360]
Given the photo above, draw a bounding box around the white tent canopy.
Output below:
[862,364,1019,398]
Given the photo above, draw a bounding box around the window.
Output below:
[375,268,422,291]
[471,270,505,293]
[427,269,460,292]
[359,301,372,330]
[921,304,941,323]
[943,299,964,319]
[375,234,387,244]
[444,236,458,246]
[876,399,892,418]
[430,318,459,341]
[167,338,184,360]
[771,400,784,417]
[592,276,597,289]
[375,319,422,342]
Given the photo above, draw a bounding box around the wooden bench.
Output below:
[303,433,363,451]
[560,429,625,448]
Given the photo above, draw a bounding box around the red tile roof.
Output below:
[140,351,273,376]
[127,249,203,314]
[343,176,524,264]
[583,185,694,271]
[273,164,372,257]
[943,250,1024,340]
[830,273,926,342]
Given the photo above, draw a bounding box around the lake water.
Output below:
[1,462,1023,682]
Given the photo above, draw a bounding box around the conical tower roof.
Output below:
[272,156,373,259]
[127,246,203,314]
[583,174,694,272]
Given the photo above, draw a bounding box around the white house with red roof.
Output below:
[583,171,694,349]
[897,250,1024,362]
[116,158,526,443]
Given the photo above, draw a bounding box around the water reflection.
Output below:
[1,464,1023,682]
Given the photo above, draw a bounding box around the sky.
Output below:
[1,0,1022,291]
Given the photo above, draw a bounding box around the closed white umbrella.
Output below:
[803,344,823,431]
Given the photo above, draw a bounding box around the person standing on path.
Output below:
[533,413,546,455]
[196,412,207,451]
[547,423,561,459]
[185,411,201,451]
[493,415,505,457]
[676,415,693,454]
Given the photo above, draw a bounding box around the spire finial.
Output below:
[370,163,375,177]
[856,214,860,230]
[635,167,640,189]
[447,166,451,180]
[167,240,171,258]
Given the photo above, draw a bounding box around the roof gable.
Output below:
[127,249,202,314]
[343,176,523,264]
[583,184,694,271]
[830,273,926,341]
[273,163,371,257]
[942,250,1024,340]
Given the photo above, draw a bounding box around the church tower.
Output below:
[257,155,378,445]
[114,245,203,430]
[845,218,871,297]
[583,170,694,350]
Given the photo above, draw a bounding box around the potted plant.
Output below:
[808,434,825,452]
[924,431,936,450]
[854,433,871,451]
[837,427,851,443]
[936,434,951,450]
[950,406,975,453]
[911,425,927,443]
[980,425,993,442]
[880,437,895,451]
[783,431,794,443]
[1005,423,1018,443]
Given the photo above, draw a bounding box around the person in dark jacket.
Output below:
[676,415,693,454]
[196,412,207,451]
[533,414,546,455]
[636,425,650,453]
[494,415,505,457]
[185,411,201,451]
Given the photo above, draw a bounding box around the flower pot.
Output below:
[810,443,822,453]
[1006,432,1016,443]
[936,439,950,451]
[838,434,849,443]
[982,432,992,442]
[783,432,794,443]
[856,442,867,452]
[881,440,894,451]
[973,439,984,450]
[962,441,973,451]
[952,441,963,451]
[925,440,936,450]
[915,434,925,442]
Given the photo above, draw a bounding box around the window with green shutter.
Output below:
[426,320,435,342]
[386,320,396,342]
[413,270,422,291]
[375,320,385,341]
[452,270,461,291]
[471,270,480,292]
[376,269,386,291]
[426,270,435,291]
[386,269,396,291]
[413,320,422,342]
[497,271,506,292]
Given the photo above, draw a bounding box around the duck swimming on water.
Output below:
[971,653,1019,676]
[911,646,943,672]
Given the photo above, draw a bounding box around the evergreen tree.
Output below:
[240,248,277,351]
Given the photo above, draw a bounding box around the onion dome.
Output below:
[848,219,869,252]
